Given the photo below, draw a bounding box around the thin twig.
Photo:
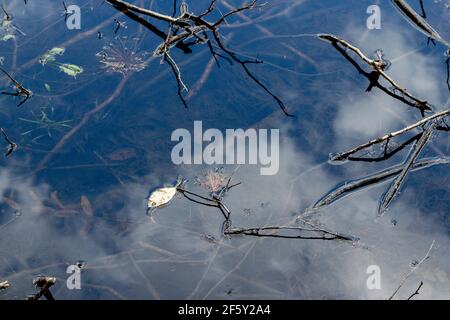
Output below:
[389,240,435,300]
[407,281,423,300]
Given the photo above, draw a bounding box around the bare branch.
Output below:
[318,34,431,113]
[390,0,450,48]
[105,0,185,26]
[330,108,450,162]
[106,0,291,115]
[378,122,435,216]
[313,156,450,210]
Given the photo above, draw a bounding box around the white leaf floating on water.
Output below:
[147,178,186,213]
[147,186,177,210]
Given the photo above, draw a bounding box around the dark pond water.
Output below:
[0,0,449,299]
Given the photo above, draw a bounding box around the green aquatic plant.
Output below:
[39,47,83,78]
[39,47,66,66]
[56,63,83,78]
[19,107,72,143]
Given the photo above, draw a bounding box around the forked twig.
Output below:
[0,67,32,107]
[318,34,431,114]
[407,281,423,300]
[389,240,435,300]
[176,170,357,244]
[0,128,17,157]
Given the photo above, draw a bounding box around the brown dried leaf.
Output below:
[108,148,137,161]
[81,195,93,217]
[3,196,20,210]
[50,191,65,209]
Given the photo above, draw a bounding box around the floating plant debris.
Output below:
[0,11,25,42]
[39,47,66,66]
[147,186,178,213]
[81,195,93,217]
[39,47,83,77]
[0,280,9,290]
[96,37,149,75]
[57,63,83,78]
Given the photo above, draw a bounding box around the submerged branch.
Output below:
[224,225,358,242]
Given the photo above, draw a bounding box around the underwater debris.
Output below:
[195,167,241,199]
[81,195,93,217]
[196,168,230,194]
[107,147,137,161]
[20,106,72,143]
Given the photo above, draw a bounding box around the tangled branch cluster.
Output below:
[107,0,293,116]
